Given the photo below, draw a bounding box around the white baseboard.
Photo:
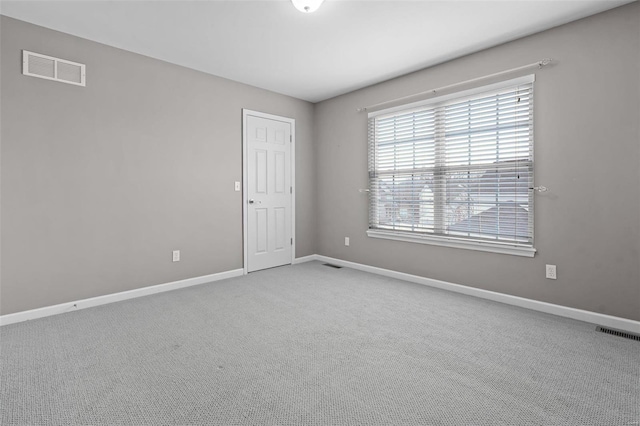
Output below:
[296,254,640,335]
[293,255,318,265]
[4,256,639,335]
[0,269,244,326]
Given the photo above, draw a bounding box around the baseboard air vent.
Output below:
[22,50,86,86]
[596,326,640,342]
[322,263,343,269]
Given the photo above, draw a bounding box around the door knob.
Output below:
[248,199,255,204]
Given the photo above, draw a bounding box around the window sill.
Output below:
[366,229,536,257]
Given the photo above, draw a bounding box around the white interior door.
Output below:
[244,112,293,272]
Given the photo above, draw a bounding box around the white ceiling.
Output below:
[0,0,634,102]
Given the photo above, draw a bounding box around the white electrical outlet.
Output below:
[173,250,180,262]
[545,264,557,280]
[234,181,241,191]
[345,237,350,246]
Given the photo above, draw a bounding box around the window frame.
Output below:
[366,75,537,257]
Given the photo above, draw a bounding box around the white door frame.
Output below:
[242,109,296,275]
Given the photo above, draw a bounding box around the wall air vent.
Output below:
[22,50,86,86]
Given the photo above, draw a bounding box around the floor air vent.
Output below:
[596,326,640,342]
[323,263,342,269]
[22,50,86,86]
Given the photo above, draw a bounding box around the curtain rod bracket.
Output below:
[539,58,552,67]
[530,186,549,193]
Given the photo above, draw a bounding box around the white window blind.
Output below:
[368,76,535,255]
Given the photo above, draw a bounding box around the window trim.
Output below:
[367,74,536,257]
[366,229,536,257]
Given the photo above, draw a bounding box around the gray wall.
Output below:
[314,3,640,321]
[0,16,316,315]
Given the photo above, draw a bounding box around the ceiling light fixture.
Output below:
[291,0,324,13]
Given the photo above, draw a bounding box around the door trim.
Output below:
[242,109,296,275]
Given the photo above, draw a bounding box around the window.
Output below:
[367,75,536,257]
